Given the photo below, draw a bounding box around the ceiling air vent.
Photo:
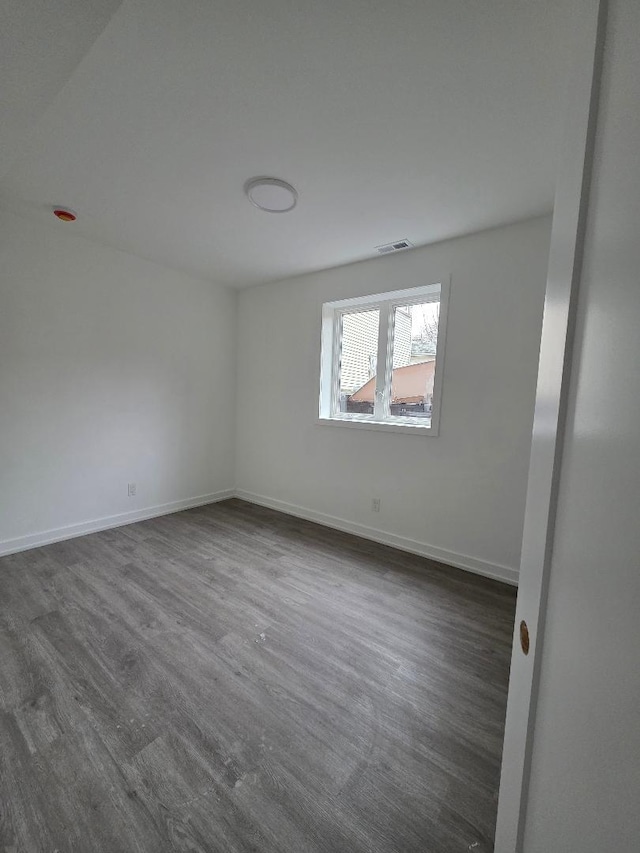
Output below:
[376,239,413,255]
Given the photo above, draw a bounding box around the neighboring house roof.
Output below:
[349,360,436,404]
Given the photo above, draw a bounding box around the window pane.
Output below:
[389,301,439,420]
[339,309,380,415]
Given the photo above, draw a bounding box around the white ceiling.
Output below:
[0,0,574,288]
[0,0,123,176]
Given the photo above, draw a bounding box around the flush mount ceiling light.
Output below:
[244,177,298,213]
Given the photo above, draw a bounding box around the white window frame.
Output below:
[318,277,450,436]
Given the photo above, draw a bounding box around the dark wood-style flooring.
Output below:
[0,499,516,852]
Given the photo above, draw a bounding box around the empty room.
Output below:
[2,1,639,852]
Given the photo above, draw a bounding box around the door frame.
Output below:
[494,1,608,850]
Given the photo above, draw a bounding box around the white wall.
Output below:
[236,216,551,582]
[523,2,640,850]
[0,208,236,552]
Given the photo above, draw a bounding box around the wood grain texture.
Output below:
[0,498,516,852]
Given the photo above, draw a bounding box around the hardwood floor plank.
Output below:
[0,499,515,852]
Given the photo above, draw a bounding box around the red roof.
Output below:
[349,360,435,404]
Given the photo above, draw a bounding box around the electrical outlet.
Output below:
[128,482,137,497]
[372,498,381,513]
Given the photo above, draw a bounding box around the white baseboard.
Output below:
[0,487,519,586]
[235,489,519,586]
[0,489,235,558]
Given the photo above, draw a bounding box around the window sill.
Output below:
[316,416,438,436]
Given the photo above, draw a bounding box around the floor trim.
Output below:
[0,487,519,586]
[0,489,235,557]
[235,489,519,586]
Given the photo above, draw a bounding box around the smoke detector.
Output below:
[376,239,413,255]
[53,207,77,222]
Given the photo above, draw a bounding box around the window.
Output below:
[319,280,449,434]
